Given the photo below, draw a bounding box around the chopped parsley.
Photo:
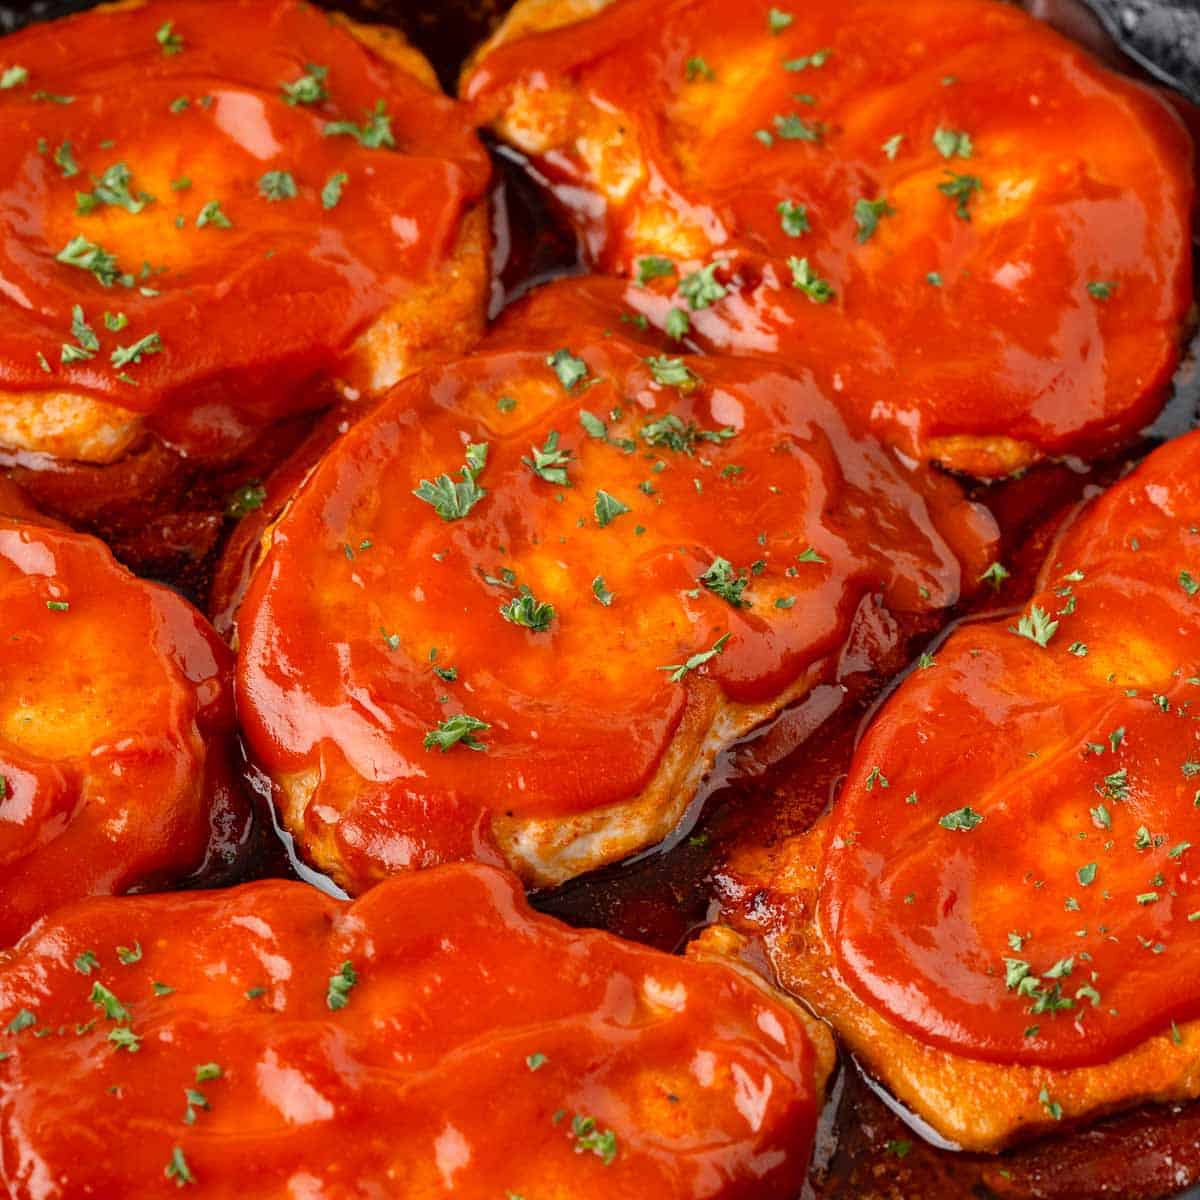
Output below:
[1087,280,1117,301]
[570,1114,618,1165]
[639,413,732,454]
[1179,570,1199,597]
[1010,604,1057,648]
[53,140,79,178]
[56,236,132,288]
[788,256,834,303]
[226,482,266,519]
[678,262,726,310]
[196,200,232,229]
[767,7,794,33]
[685,56,714,82]
[938,171,982,221]
[500,587,555,632]
[423,713,489,753]
[783,48,830,70]
[61,305,99,364]
[323,100,395,149]
[853,196,894,243]
[0,66,28,90]
[881,133,904,159]
[111,332,162,369]
[164,1145,195,1187]
[592,576,614,606]
[665,308,690,340]
[523,430,572,484]
[594,490,630,528]
[979,561,1010,590]
[659,632,731,683]
[412,444,488,522]
[932,127,973,159]
[326,961,357,1010]
[547,348,589,390]
[321,171,348,210]
[77,162,155,214]
[777,199,810,236]
[645,355,700,390]
[939,806,983,832]
[156,20,184,56]
[636,255,675,285]
[281,63,328,106]
[258,170,297,202]
[699,557,750,608]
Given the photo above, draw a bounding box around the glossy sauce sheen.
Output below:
[235,277,997,888]
[466,0,1194,474]
[0,863,823,1198]
[0,0,490,454]
[0,512,244,946]
[823,430,1200,1069]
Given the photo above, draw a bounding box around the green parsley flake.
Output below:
[853,196,894,243]
[523,430,572,484]
[53,140,79,178]
[645,355,700,390]
[777,199,810,236]
[767,7,794,34]
[932,127,973,159]
[164,1145,195,1187]
[323,100,395,149]
[665,307,690,340]
[423,713,489,753]
[326,961,357,1010]
[699,556,750,608]
[156,20,184,55]
[547,348,589,390]
[258,170,297,202]
[412,444,488,522]
[1010,604,1057,648]
[594,489,630,528]
[678,262,726,310]
[111,332,162,369]
[500,587,555,632]
[636,255,675,285]
[281,64,328,106]
[788,256,834,303]
[196,200,232,229]
[56,235,132,288]
[783,48,830,70]
[0,66,28,90]
[1087,280,1117,301]
[938,171,982,221]
[939,806,983,832]
[659,632,731,683]
[226,483,267,519]
[321,171,348,210]
[592,576,614,606]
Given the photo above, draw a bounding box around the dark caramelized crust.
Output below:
[0,0,491,467]
[0,514,245,945]
[234,277,997,890]
[465,0,1194,476]
[0,862,833,1198]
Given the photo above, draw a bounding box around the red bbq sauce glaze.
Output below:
[0,0,490,459]
[234,276,997,890]
[0,863,826,1198]
[822,429,1200,1070]
[465,0,1194,475]
[0,514,245,945]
